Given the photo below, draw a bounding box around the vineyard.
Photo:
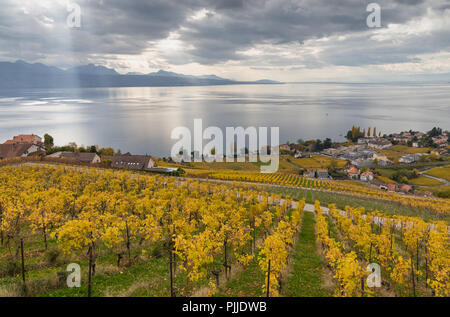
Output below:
[319,202,449,296]
[0,164,448,297]
[210,171,450,217]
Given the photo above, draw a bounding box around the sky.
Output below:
[0,0,449,82]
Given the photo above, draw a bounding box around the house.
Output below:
[358,137,392,150]
[49,152,101,164]
[316,169,330,179]
[0,143,44,160]
[412,142,419,148]
[346,165,360,179]
[432,135,448,146]
[4,134,43,145]
[280,144,291,152]
[400,184,413,194]
[360,171,374,182]
[398,153,427,164]
[431,148,448,156]
[367,138,392,150]
[392,134,412,144]
[112,154,156,170]
[387,184,397,192]
[304,168,316,178]
[357,138,371,145]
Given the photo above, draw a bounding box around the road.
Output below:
[419,167,449,186]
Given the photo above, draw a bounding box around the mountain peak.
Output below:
[68,64,119,76]
[0,60,280,88]
[154,70,181,76]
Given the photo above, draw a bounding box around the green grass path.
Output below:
[282,212,330,297]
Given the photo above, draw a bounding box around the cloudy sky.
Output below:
[1,0,449,81]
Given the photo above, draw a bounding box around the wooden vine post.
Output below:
[266,259,271,297]
[20,238,26,294]
[88,244,93,297]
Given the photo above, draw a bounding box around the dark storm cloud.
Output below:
[0,0,203,63]
[393,0,425,5]
[213,0,245,9]
[0,0,447,68]
[177,0,447,64]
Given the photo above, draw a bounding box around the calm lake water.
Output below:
[0,83,449,157]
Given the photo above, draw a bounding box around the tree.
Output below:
[428,127,442,138]
[314,140,324,152]
[44,134,54,149]
[346,126,364,142]
[328,159,338,172]
[98,147,115,156]
[323,138,332,149]
[68,142,77,150]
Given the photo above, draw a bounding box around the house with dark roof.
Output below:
[316,169,330,179]
[0,143,44,160]
[398,153,427,164]
[48,151,101,164]
[304,168,316,178]
[111,154,155,170]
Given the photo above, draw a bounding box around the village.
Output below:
[0,134,178,175]
[279,127,449,196]
[0,127,449,198]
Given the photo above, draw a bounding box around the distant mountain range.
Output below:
[0,60,281,89]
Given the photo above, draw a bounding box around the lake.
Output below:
[0,83,449,157]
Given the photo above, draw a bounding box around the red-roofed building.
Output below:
[387,184,397,192]
[4,134,42,145]
[346,165,360,179]
[360,171,374,182]
[400,184,413,193]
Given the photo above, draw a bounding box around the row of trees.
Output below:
[43,134,120,156]
[346,126,381,142]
